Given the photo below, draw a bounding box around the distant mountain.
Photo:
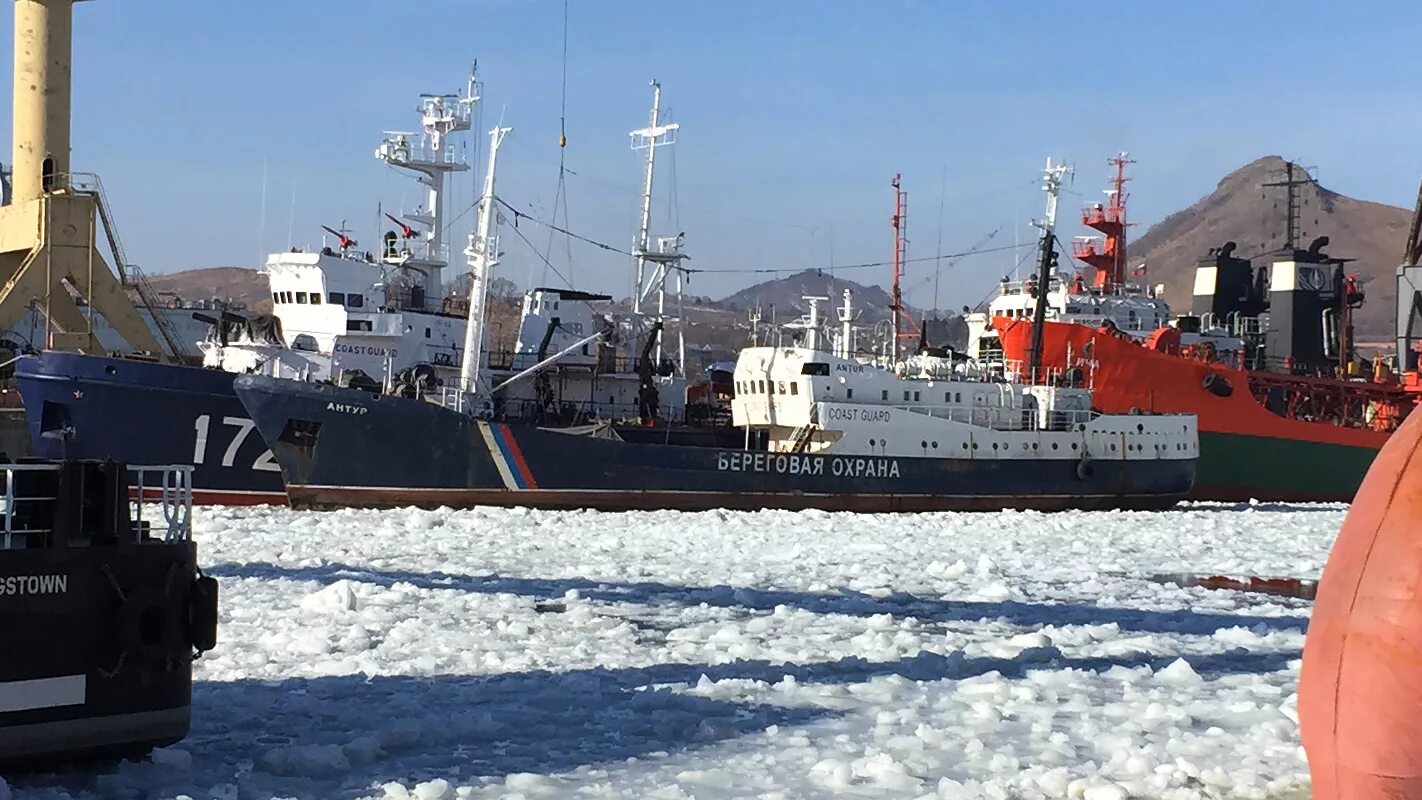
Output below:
[717,269,902,321]
[714,269,967,348]
[1127,156,1412,341]
[142,267,270,312]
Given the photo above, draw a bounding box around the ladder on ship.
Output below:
[785,424,817,454]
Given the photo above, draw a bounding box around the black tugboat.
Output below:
[0,460,217,766]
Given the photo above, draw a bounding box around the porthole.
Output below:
[1110,444,1117,452]
[921,440,928,449]
[1051,443,1058,450]
[1032,443,1039,450]
[1071,443,1078,451]
[869,438,877,447]
[992,443,999,451]
[932,441,939,449]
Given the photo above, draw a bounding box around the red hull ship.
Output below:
[992,159,1422,502]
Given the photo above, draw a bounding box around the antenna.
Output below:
[1262,160,1316,252]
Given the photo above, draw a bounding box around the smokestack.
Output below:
[11,0,83,202]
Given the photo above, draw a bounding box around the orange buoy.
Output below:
[1300,405,1422,798]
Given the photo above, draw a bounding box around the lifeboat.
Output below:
[1299,405,1422,798]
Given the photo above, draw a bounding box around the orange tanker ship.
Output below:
[981,159,1422,502]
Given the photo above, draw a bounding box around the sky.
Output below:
[1,0,1418,313]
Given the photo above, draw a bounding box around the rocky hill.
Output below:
[142,267,270,312]
[718,269,899,320]
[1127,156,1412,341]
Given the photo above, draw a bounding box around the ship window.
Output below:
[272,292,279,304]
[329,292,345,305]
[311,293,322,305]
[903,391,910,401]
[581,345,589,356]
[295,292,308,304]
[759,380,766,394]
[425,328,431,339]
[913,391,921,402]
[553,301,559,310]
[790,382,799,396]
[348,294,365,308]
[881,390,888,401]
[846,388,853,399]
[800,362,830,376]
[778,382,786,395]
[346,320,372,332]
[956,392,962,402]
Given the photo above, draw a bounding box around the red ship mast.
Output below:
[1073,153,1135,293]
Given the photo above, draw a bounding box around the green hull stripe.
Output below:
[1195,431,1378,502]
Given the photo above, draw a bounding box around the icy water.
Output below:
[6,502,1338,799]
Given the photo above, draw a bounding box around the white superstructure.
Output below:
[732,293,1196,463]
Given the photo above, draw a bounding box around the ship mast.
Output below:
[374,68,478,308]
[890,174,908,362]
[1073,153,1133,293]
[458,125,512,395]
[629,81,687,368]
[1262,160,1315,253]
[1028,159,1071,383]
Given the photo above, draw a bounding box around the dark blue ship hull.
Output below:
[14,353,285,504]
[234,375,1197,512]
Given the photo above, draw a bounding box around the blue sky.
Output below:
[2,0,1418,311]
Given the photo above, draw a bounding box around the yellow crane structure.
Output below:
[0,0,169,357]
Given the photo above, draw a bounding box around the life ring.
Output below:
[1202,371,1234,397]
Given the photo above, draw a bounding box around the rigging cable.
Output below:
[496,195,1032,276]
[540,0,574,285]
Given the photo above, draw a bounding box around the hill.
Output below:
[1127,156,1412,341]
[142,267,271,312]
[718,269,899,321]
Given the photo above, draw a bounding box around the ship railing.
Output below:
[375,134,468,170]
[382,240,450,265]
[997,277,1067,296]
[1001,360,1080,388]
[1,463,194,550]
[894,402,1096,432]
[484,350,651,376]
[1082,205,1124,226]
